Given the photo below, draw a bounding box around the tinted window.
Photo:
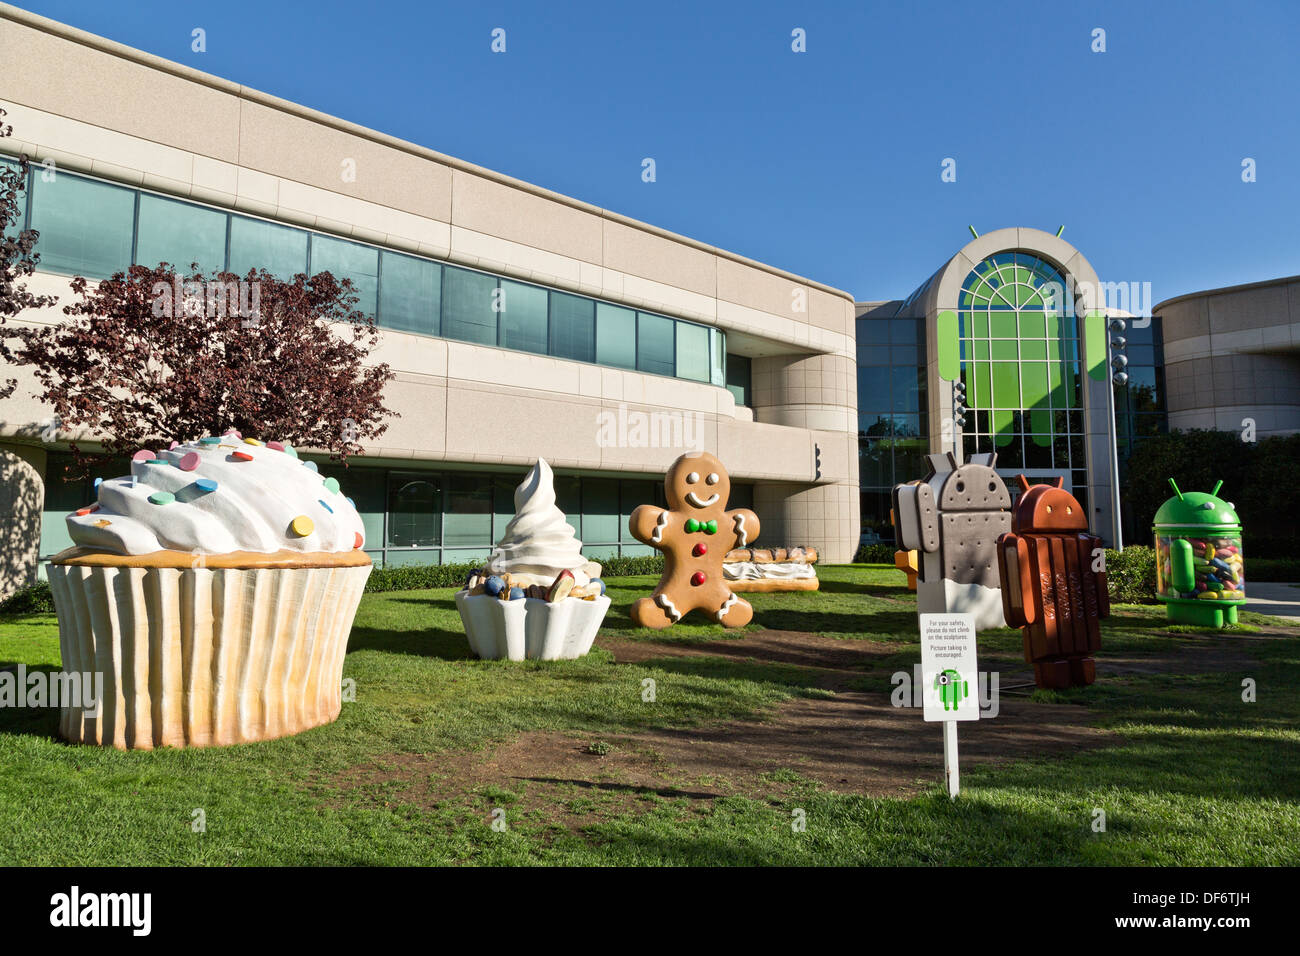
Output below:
[636,312,674,376]
[379,251,439,335]
[229,215,307,280]
[135,194,227,275]
[311,234,378,317]
[675,321,710,382]
[497,279,548,354]
[549,292,595,363]
[30,172,135,279]
[596,303,636,369]
[441,266,498,345]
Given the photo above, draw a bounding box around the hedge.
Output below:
[0,581,55,615]
[363,553,665,593]
[854,543,897,564]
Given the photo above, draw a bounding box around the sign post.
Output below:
[919,613,979,798]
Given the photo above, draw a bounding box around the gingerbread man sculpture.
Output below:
[628,451,760,628]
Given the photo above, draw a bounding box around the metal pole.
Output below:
[1105,331,1125,551]
[943,720,960,798]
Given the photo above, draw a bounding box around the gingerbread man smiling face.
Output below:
[628,451,760,629]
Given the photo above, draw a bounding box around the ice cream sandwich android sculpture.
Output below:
[628,451,759,628]
[995,476,1108,689]
[891,453,1011,631]
[1154,479,1245,628]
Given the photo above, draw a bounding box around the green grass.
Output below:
[0,564,1297,865]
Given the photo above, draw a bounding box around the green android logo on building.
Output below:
[934,669,969,712]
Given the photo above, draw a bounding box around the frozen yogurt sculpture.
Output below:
[47,434,372,749]
[455,459,610,660]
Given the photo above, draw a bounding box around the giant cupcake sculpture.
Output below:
[47,434,372,749]
[455,460,609,660]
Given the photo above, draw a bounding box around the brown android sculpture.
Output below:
[995,475,1108,689]
[628,451,759,628]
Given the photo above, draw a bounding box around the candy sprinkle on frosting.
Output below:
[231,451,254,462]
[194,478,218,493]
[132,450,154,463]
[319,499,333,513]
[178,452,200,471]
[267,440,285,451]
[148,491,175,505]
[354,532,364,549]
[290,515,314,537]
[243,437,264,446]
[323,477,340,495]
[200,437,221,444]
[303,460,319,472]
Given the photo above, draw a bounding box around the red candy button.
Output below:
[693,542,707,557]
[691,571,706,586]
[231,451,254,462]
[354,532,364,549]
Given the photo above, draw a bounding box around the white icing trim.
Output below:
[733,513,748,546]
[651,510,669,544]
[685,492,720,508]
[656,592,682,622]
[717,593,740,622]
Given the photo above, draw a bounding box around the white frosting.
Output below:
[65,437,365,557]
[486,460,600,587]
[717,592,740,621]
[723,561,818,582]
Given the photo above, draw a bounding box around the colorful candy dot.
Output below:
[131,449,155,462]
[231,451,254,462]
[93,477,103,489]
[685,518,700,533]
[303,460,319,472]
[200,437,221,445]
[224,429,242,439]
[243,437,264,446]
[323,477,340,495]
[283,445,298,459]
[690,571,706,586]
[267,441,285,451]
[693,542,707,557]
[346,497,355,508]
[353,532,364,549]
[319,499,333,513]
[178,452,201,472]
[146,459,169,465]
[194,478,218,493]
[168,441,179,450]
[75,506,94,516]
[148,491,176,506]
[93,519,111,528]
[289,515,314,537]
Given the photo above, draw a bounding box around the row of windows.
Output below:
[4,158,731,387]
[38,454,754,568]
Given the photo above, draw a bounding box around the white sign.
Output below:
[919,613,979,723]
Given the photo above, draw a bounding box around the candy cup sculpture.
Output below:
[892,452,1011,630]
[1153,479,1245,628]
[628,451,759,628]
[996,475,1108,690]
[454,460,610,660]
[47,435,373,749]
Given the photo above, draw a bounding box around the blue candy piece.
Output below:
[591,578,606,596]
[509,587,524,600]
[194,478,219,493]
[303,460,319,472]
[93,477,103,489]
[484,575,506,597]
[319,499,334,513]
[1210,557,1233,576]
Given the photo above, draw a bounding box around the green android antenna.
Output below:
[1168,478,1184,500]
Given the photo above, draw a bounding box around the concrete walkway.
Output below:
[1244,582,1300,619]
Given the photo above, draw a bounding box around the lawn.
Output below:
[0,565,1297,866]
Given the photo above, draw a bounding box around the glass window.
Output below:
[497,279,548,354]
[441,266,498,345]
[858,318,890,344]
[379,251,439,336]
[621,481,656,541]
[549,292,595,363]
[386,474,441,548]
[858,367,891,412]
[726,354,752,407]
[29,172,135,279]
[134,194,226,276]
[636,312,674,376]
[555,474,581,538]
[228,215,307,280]
[710,329,726,386]
[675,321,710,382]
[582,478,621,544]
[321,463,386,553]
[443,473,492,549]
[596,303,636,369]
[311,234,378,317]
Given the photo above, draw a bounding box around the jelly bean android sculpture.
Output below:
[934,669,969,712]
[1154,479,1245,628]
[996,476,1108,689]
[628,451,760,628]
[892,453,1011,631]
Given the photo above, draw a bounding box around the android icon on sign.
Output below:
[934,668,969,712]
[1154,479,1245,628]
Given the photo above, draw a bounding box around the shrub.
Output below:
[1250,558,1300,582]
[1105,546,1158,604]
[0,581,55,615]
[854,543,896,564]
[361,553,665,593]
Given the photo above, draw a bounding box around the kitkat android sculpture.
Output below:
[1154,479,1245,628]
[996,476,1108,690]
[892,453,1011,630]
[629,451,759,628]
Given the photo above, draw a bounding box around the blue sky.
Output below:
[19,0,1300,303]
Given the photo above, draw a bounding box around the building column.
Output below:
[0,443,46,599]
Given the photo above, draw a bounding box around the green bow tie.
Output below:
[685,519,718,534]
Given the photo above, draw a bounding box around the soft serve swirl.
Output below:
[486,459,600,587]
[65,436,365,556]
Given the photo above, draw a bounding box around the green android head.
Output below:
[1153,479,1241,530]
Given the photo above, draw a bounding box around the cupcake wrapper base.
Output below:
[455,591,609,660]
[48,563,371,749]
